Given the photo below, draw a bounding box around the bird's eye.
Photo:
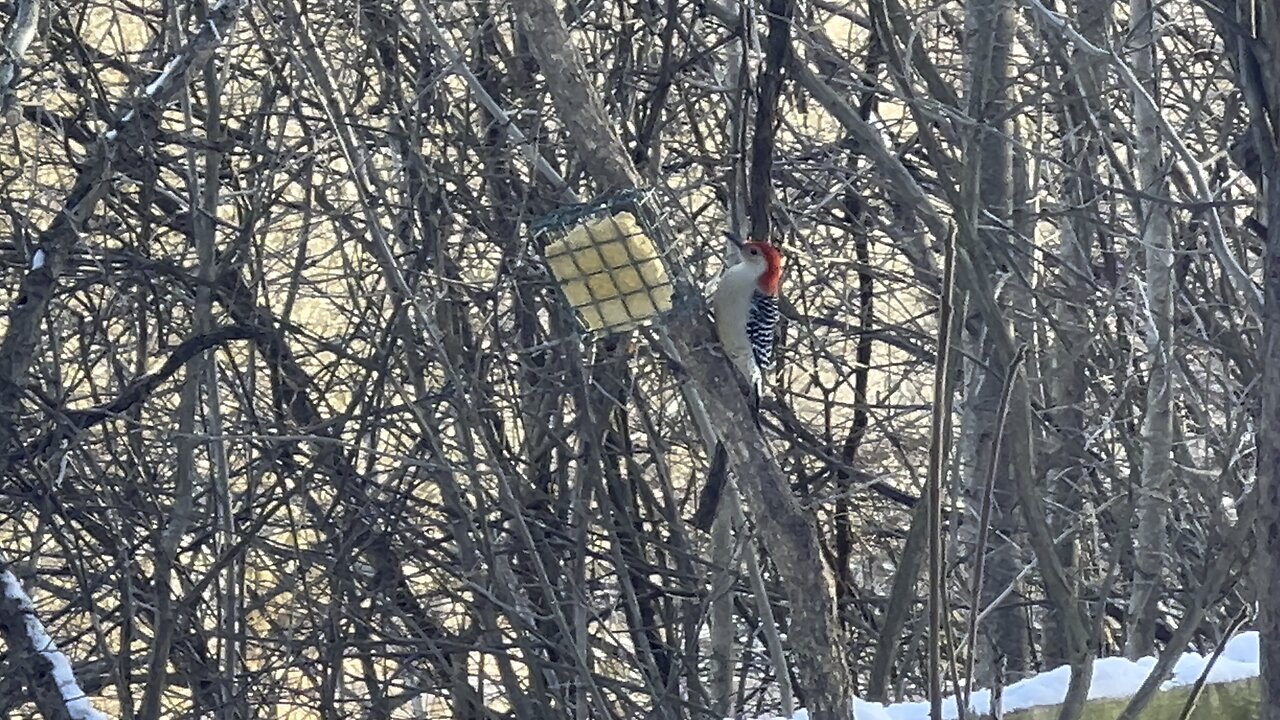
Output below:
[748,248,758,255]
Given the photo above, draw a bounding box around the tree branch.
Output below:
[0,0,250,470]
[9,325,262,464]
[0,561,108,720]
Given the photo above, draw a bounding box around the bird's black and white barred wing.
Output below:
[746,290,779,373]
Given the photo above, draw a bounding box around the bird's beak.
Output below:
[724,232,744,249]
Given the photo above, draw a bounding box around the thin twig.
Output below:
[1021,0,1262,317]
[961,344,1029,716]
[927,221,959,720]
[1175,605,1251,720]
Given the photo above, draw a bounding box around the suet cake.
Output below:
[545,211,674,332]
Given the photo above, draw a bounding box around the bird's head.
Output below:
[739,241,783,296]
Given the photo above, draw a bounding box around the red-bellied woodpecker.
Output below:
[712,236,783,397]
[692,235,783,531]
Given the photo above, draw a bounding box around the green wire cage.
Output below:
[531,188,681,336]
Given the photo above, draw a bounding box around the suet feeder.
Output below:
[533,189,678,335]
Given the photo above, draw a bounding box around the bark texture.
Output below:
[961,0,1029,684]
[1252,3,1280,717]
[1039,0,1109,669]
[1125,0,1176,659]
[1204,2,1280,719]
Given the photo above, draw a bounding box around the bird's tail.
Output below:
[692,441,729,531]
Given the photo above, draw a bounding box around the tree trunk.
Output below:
[1200,2,1280,717]
[1125,0,1176,659]
[707,34,751,717]
[1261,138,1280,720]
[961,0,1029,684]
[1039,0,1111,668]
[1246,3,1280,718]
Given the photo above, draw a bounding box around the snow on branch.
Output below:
[0,568,108,720]
[104,0,249,141]
[0,0,41,115]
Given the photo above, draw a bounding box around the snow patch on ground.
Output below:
[752,632,1260,720]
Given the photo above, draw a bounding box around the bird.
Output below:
[692,234,783,531]
[711,234,783,403]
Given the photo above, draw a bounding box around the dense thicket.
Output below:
[0,0,1277,718]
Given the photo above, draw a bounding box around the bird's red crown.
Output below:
[742,241,783,296]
